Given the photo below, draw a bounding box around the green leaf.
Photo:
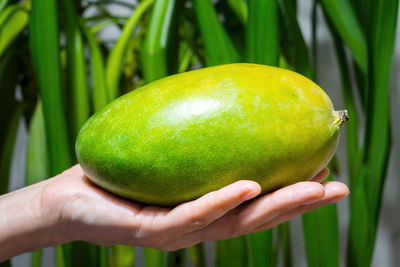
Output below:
[216,236,248,267]
[25,101,48,186]
[106,0,154,99]
[245,0,279,65]
[29,0,73,175]
[90,19,118,35]
[246,230,274,267]
[348,0,398,265]
[278,222,292,267]
[320,0,367,73]
[188,243,206,267]
[110,245,134,267]
[278,0,312,78]
[80,19,110,112]
[177,42,194,73]
[302,175,339,267]
[0,48,18,196]
[299,9,341,266]
[70,242,101,267]
[30,0,73,265]
[324,12,359,182]
[140,0,178,82]
[144,248,163,267]
[193,0,240,66]
[0,104,23,194]
[163,249,185,267]
[30,250,42,267]
[0,2,30,57]
[0,0,9,13]
[62,0,90,142]
[226,0,248,25]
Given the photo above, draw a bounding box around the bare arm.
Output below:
[0,179,63,261]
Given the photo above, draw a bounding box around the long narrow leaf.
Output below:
[302,175,339,267]
[0,104,24,191]
[188,243,206,267]
[29,0,72,175]
[278,222,292,267]
[348,0,398,265]
[30,0,73,265]
[163,249,185,267]
[25,101,48,267]
[311,0,318,79]
[0,102,24,198]
[216,236,248,267]
[80,19,110,112]
[0,49,17,145]
[0,2,29,57]
[0,46,18,203]
[106,0,154,99]
[324,12,359,182]
[110,245,134,267]
[193,0,240,66]
[62,0,90,141]
[246,231,274,267]
[320,0,367,73]
[245,0,279,65]
[0,0,9,13]
[177,42,193,73]
[144,248,163,267]
[278,0,312,78]
[25,101,48,186]
[300,6,341,267]
[226,0,248,25]
[140,0,178,82]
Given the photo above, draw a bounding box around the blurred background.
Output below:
[1,0,399,266]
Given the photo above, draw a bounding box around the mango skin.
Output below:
[76,63,341,206]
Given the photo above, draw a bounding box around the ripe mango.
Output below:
[76,63,347,206]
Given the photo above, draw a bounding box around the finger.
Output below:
[310,168,330,183]
[235,181,325,229]
[185,181,325,241]
[157,180,261,234]
[248,181,349,234]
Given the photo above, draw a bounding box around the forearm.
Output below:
[0,180,64,262]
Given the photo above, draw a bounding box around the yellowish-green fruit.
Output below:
[76,63,347,206]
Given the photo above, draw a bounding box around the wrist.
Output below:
[0,178,68,261]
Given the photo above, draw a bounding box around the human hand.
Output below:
[38,165,348,251]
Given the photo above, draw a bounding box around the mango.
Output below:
[76,63,348,206]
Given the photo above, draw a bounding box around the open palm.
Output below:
[40,165,349,251]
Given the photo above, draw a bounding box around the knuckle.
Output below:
[188,218,209,230]
[185,210,209,230]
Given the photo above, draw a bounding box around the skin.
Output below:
[0,164,348,262]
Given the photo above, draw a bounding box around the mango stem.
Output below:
[334,110,349,127]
